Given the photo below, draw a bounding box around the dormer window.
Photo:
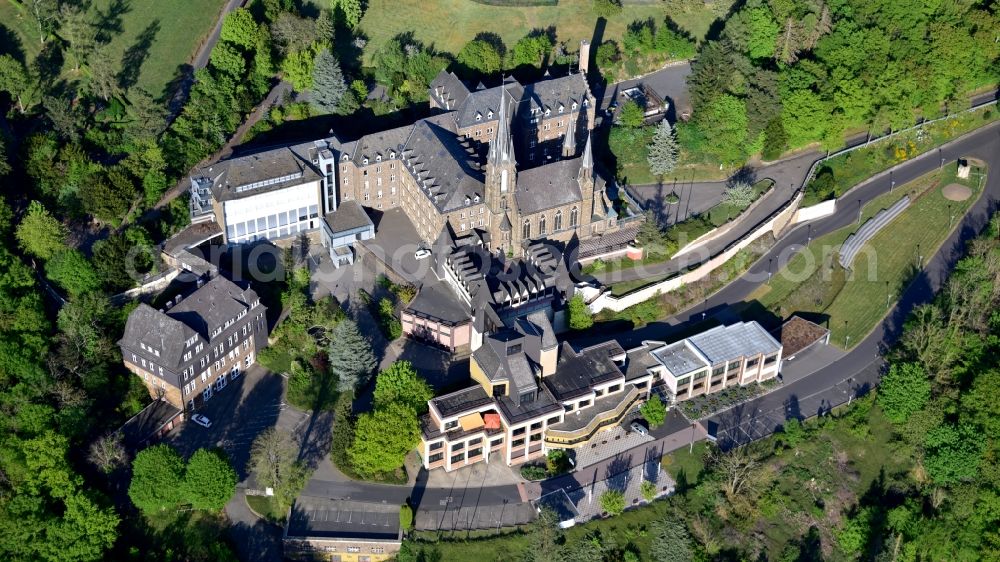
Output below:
[376,155,382,162]
[474,194,480,203]
[487,110,493,118]
[476,113,482,121]
[544,108,551,116]
[341,154,348,161]
[572,102,578,110]
[558,104,564,113]
[519,390,535,405]
[389,151,396,159]
[362,157,369,165]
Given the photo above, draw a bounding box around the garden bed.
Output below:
[677,378,782,420]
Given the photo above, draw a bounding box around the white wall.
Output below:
[222,181,322,243]
[794,199,837,223]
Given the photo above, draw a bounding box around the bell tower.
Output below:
[486,87,518,252]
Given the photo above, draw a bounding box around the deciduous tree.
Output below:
[640,394,666,428]
[128,444,186,513]
[373,360,432,413]
[878,362,931,424]
[600,489,625,516]
[568,294,594,330]
[16,201,68,260]
[348,402,419,477]
[220,8,259,49]
[45,249,101,297]
[457,38,503,75]
[183,449,238,511]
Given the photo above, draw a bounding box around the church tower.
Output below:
[486,87,518,253]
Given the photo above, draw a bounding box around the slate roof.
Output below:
[453,79,524,130]
[404,279,471,325]
[324,200,373,235]
[120,304,197,370]
[119,399,182,449]
[200,142,322,202]
[515,157,585,214]
[688,321,782,365]
[119,275,262,374]
[624,343,662,381]
[473,331,537,392]
[401,117,485,213]
[430,70,471,110]
[543,342,625,401]
[514,311,557,350]
[168,275,259,340]
[519,73,591,117]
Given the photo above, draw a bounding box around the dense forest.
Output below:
[682,0,1000,164]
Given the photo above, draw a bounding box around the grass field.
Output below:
[748,162,985,348]
[354,0,733,64]
[0,0,227,97]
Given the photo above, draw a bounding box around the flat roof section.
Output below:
[404,280,471,326]
[688,321,782,365]
[651,340,708,378]
[776,316,830,358]
[431,386,493,419]
[287,498,400,540]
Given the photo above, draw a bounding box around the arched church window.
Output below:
[570,207,578,227]
[554,210,563,231]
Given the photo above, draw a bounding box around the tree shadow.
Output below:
[162,63,195,114]
[603,453,632,492]
[118,19,160,92]
[34,42,65,86]
[94,0,131,45]
[0,23,24,61]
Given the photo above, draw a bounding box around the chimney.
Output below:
[578,40,590,75]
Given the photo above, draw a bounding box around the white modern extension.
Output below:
[628,321,782,403]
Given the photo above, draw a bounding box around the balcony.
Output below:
[544,385,640,448]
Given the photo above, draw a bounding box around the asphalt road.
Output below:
[699,122,1000,446]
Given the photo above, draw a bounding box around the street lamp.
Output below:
[886,280,891,309]
[767,258,773,285]
[857,199,863,225]
[807,224,812,245]
[939,148,944,170]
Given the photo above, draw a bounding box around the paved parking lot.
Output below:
[165,365,305,478]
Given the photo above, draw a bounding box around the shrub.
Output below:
[399,504,414,532]
[640,479,657,502]
[600,490,626,516]
[520,464,547,480]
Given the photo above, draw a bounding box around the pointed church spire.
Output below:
[580,131,593,174]
[561,117,576,158]
[489,86,515,166]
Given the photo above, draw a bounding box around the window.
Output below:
[728,360,741,371]
[713,366,725,376]
[512,438,525,448]
[547,415,560,425]
[554,210,562,231]
[469,437,482,446]
[578,399,591,408]
[513,427,526,437]
[764,354,778,365]
[445,420,459,431]
[468,447,483,458]
[538,215,546,235]
[428,453,444,464]
[746,358,760,367]
[451,443,463,453]
[530,421,542,431]
[608,384,621,393]
[570,207,578,227]
[451,453,465,464]
[522,219,531,239]
[430,441,443,451]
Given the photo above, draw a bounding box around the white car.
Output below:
[191,414,212,428]
[630,421,648,436]
[414,249,432,260]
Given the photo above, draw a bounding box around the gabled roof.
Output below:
[120,304,197,369]
[453,80,525,130]
[167,275,258,340]
[402,116,486,213]
[519,73,591,118]
[515,157,585,215]
[430,70,471,110]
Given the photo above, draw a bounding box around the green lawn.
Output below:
[803,105,1000,206]
[749,162,985,348]
[0,0,228,97]
[355,0,733,64]
[245,495,286,524]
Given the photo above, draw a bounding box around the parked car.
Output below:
[414,248,432,260]
[630,420,648,436]
[191,414,212,428]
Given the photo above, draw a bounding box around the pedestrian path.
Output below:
[573,426,653,469]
